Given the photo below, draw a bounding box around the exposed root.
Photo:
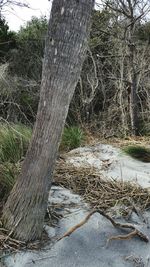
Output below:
[57,210,94,241]
[58,209,149,244]
[1,160,150,253]
[106,230,138,246]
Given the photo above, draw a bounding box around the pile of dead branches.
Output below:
[54,161,150,213]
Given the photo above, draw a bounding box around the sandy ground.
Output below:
[66,144,150,188]
[3,144,150,267]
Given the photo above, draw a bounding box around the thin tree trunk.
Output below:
[129,23,140,136]
[2,0,94,242]
[130,73,139,135]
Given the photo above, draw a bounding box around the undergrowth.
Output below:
[0,123,32,163]
[0,124,85,204]
[0,162,20,203]
[60,126,85,151]
[0,123,31,204]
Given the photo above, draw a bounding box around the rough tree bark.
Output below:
[2,0,94,241]
[128,25,139,136]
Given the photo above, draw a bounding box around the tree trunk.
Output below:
[2,0,94,242]
[130,73,139,136]
[129,45,139,136]
[129,23,140,136]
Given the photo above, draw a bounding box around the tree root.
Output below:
[58,209,149,244]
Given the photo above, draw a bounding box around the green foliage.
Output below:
[61,126,84,151]
[9,16,48,80]
[0,162,20,202]
[1,12,150,135]
[0,16,16,62]
[18,16,47,40]
[0,123,32,163]
[0,17,48,124]
[123,145,150,162]
[90,9,113,51]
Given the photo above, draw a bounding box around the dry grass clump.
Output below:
[54,161,150,212]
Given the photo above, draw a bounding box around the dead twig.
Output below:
[2,218,21,244]
[0,219,25,252]
[58,209,149,243]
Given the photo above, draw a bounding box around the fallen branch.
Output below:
[58,209,149,243]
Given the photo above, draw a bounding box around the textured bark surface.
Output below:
[130,73,139,136]
[129,23,140,136]
[2,0,94,241]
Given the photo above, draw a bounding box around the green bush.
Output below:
[123,145,150,162]
[0,123,32,163]
[61,126,84,151]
